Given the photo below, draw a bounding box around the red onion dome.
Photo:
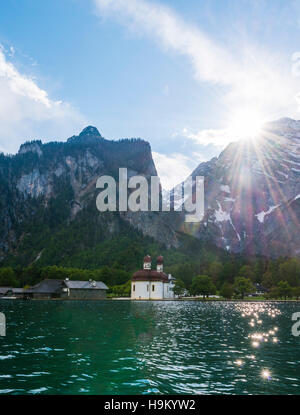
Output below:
[143,255,151,263]
[157,256,164,264]
[132,270,169,282]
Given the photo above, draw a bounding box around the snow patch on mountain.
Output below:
[256,205,280,223]
[215,202,241,242]
[215,202,231,222]
[220,185,231,194]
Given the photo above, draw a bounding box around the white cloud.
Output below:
[0,48,53,108]
[94,0,238,85]
[152,151,198,190]
[0,47,85,154]
[181,127,231,148]
[94,0,300,130]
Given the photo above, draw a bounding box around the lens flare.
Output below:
[227,109,265,140]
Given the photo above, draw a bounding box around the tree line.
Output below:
[0,256,300,299]
[0,265,130,291]
[169,257,300,300]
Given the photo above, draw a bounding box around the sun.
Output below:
[227,109,265,141]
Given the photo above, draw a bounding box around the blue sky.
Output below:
[0,0,300,188]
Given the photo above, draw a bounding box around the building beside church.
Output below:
[61,279,108,299]
[24,279,108,300]
[131,255,175,300]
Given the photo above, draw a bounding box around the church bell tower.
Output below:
[143,255,152,270]
[157,256,164,272]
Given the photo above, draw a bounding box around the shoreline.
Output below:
[1,297,300,303]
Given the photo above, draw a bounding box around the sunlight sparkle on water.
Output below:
[234,359,244,367]
[261,370,272,380]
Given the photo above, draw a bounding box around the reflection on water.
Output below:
[236,303,283,384]
[0,300,299,395]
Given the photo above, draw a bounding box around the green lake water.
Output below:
[0,300,299,395]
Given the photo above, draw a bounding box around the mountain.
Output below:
[1,117,300,268]
[181,117,300,258]
[0,126,179,267]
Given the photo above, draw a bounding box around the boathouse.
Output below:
[25,279,63,299]
[24,279,108,300]
[61,280,108,299]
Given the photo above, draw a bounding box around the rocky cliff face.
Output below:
[0,126,178,265]
[181,117,300,257]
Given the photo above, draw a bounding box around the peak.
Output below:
[67,126,104,145]
[79,126,102,137]
[277,117,294,123]
[264,118,300,138]
[276,117,299,124]
[266,117,300,128]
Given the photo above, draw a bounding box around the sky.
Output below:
[0,0,300,189]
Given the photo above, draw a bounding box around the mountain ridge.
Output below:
[1,118,300,266]
[0,127,178,266]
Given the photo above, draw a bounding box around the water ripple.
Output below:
[0,300,299,394]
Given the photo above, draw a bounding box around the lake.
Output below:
[0,300,299,395]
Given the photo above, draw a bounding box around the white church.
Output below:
[131,255,175,300]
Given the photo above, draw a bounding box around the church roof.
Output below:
[132,270,169,282]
